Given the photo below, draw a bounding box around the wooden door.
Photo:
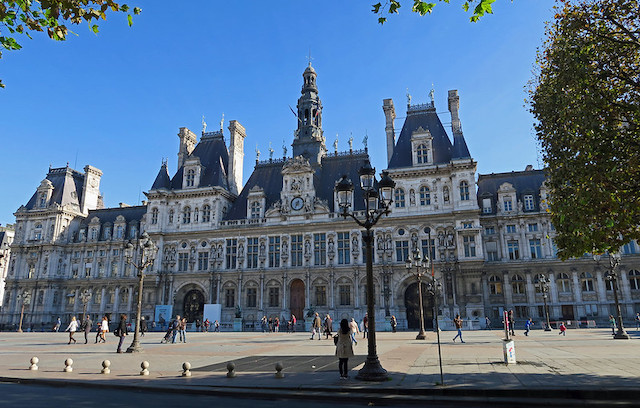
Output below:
[290,279,305,323]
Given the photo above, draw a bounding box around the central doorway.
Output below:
[290,279,305,322]
[183,289,204,323]
[404,282,434,330]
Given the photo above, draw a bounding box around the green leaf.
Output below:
[378,17,386,24]
[91,24,99,34]
[127,14,132,27]
[372,2,382,13]
[133,7,141,15]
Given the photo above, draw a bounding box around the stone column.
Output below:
[113,287,120,314]
[499,225,508,261]
[619,269,633,316]
[259,273,265,311]
[481,273,490,316]
[281,271,288,311]
[525,273,536,317]
[519,222,529,260]
[503,272,513,309]
[354,269,360,309]
[571,271,582,318]
[329,269,335,310]
[305,270,310,309]
[549,273,560,317]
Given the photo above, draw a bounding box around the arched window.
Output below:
[511,274,525,294]
[556,273,571,293]
[201,205,211,223]
[580,272,594,292]
[419,186,430,206]
[250,201,261,219]
[394,188,405,208]
[416,144,429,164]
[629,270,640,290]
[186,169,195,187]
[459,181,470,201]
[489,275,502,295]
[182,206,191,224]
[151,208,158,224]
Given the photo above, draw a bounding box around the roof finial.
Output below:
[220,113,224,131]
[334,134,339,155]
[363,131,368,151]
[161,158,167,167]
[268,142,274,161]
[348,133,353,152]
[255,144,260,163]
[202,115,207,134]
[282,140,287,158]
[307,49,313,67]
[406,88,411,106]
[429,83,435,105]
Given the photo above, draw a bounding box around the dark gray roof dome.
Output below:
[151,161,171,190]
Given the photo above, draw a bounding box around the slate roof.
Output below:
[24,167,84,210]
[151,162,171,190]
[80,205,147,227]
[224,160,285,220]
[477,169,547,214]
[387,106,454,168]
[452,132,471,159]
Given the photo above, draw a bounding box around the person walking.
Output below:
[274,317,280,333]
[65,316,79,344]
[180,317,187,343]
[204,319,210,332]
[214,320,220,332]
[508,309,516,336]
[291,314,297,333]
[335,318,355,380]
[95,320,102,343]
[54,317,61,332]
[261,316,268,333]
[524,318,533,336]
[362,313,368,339]
[99,316,109,343]
[349,318,359,345]
[636,313,640,330]
[195,319,201,332]
[324,314,333,339]
[140,316,147,337]
[81,315,92,344]
[452,314,465,343]
[559,321,567,336]
[390,315,397,333]
[171,315,181,343]
[485,316,491,330]
[115,314,128,353]
[311,313,322,340]
[609,315,616,335]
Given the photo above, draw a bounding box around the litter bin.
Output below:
[503,339,516,364]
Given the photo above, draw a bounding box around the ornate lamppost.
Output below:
[124,232,158,352]
[535,274,552,331]
[80,289,92,318]
[18,290,31,333]
[405,250,428,340]
[426,275,444,385]
[335,163,395,381]
[594,252,629,339]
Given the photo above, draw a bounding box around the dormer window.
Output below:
[459,181,470,201]
[90,228,98,240]
[115,225,123,239]
[504,199,513,212]
[186,169,195,187]
[151,208,158,224]
[411,127,433,165]
[250,201,261,219]
[524,194,534,211]
[39,193,47,208]
[417,144,429,164]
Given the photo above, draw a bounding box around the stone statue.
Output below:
[220,113,224,131]
[429,86,435,104]
[282,141,287,158]
[438,232,445,247]
[269,142,274,160]
[348,134,353,151]
[406,88,411,105]
[446,232,454,247]
[202,115,207,133]
[334,135,339,154]
[363,134,368,149]
[235,305,242,318]
[255,145,260,162]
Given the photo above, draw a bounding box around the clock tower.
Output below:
[291,62,327,166]
[278,155,317,215]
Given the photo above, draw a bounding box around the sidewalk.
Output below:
[1,328,639,404]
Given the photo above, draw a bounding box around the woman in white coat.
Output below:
[65,316,79,344]
[335,318,354,380]
[99,316,109,343]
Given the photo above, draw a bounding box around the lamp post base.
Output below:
[126,340,144,353]
[614,330,630,340]
[356,356,388,381]
[416,330,426,340]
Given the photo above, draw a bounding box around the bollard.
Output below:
[226,362,236,378]
[64,358,73,373]
[182,362,191,377]
[275,362,284,379]
[101,360,111,374]
[140,361,149,376]
[29,357,39,371]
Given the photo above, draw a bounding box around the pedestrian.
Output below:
[115,314,128,353]
[195,319,201,332]
[95,321,102,343]
[81,314,92,344]
[335,318,354,380]
[214,320,220,332]
[54,317,61,332]
[452,314,465,343]
[171,315,181,343]
[65,316,79,344]
[324,314,333,339]
[609,314,616,335]
[261,316,268,333]
[559,321,567,336]
[204,318,210,332]
[362,313,368,339]
[291,314,297,332]
[485,316,491,330]
[390,315,397,333]
[311,312,321,340]
[140,316,147,337]
[524,318,533,336]
[508,310,515,336]
[349,318,359,345]
[274,317,280,333]
[180,317,187,343]
[635,313,640,330]
[100,316,109,343]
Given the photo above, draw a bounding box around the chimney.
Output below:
[382,98,396,165]
[448,90,462,134]
[80,165,103,214]
[228,120,246,195]
[177,127,198,168]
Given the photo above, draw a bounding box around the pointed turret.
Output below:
[151,160,171,190]
[292,62,326,165]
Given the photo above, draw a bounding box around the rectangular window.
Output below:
[395,240,409,262]
[482,198,492,214]
[337,232,350,265]
[507,241,520,260]
[528,223,538,232]
[112,249,119,256]
[225,289,235,308]
[315,286,327,306]
[291,234,303,267]
[514,306,527,318]
[421,239,436,262]
[197,252,209,271]
[487,251,499,261]
[314,233,326,266]
[226,239,237,269]
[504,199,513,212]
[178,253,189,271]
[529,239,542,259]
[247,237,259,268]
[462,222,473,229]
[339,285,351,306]
[246,288,257,308]
[484,227,495,235]
[268,287,280,307]
[463,235,476,257]
[506,224,517,233]
[268,236,280,268]
[87,251,93,257]
[524,194,534,211]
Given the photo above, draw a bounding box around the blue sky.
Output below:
[0,0,555,226]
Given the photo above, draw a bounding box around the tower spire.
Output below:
[292,62,326,165]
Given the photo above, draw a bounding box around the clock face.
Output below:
[291,197,304,211]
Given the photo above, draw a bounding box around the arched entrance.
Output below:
[183,289,204,323]
[404,282,434,330]
[290,279,305,322]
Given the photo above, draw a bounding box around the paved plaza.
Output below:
[1,328,639,405]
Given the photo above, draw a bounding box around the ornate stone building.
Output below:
[2,63,639,331]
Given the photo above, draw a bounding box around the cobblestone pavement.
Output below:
[1,328,639,405]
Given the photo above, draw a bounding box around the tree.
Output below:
[372,0,502,24]
[530,0,640,259]
[0,0,140,88]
